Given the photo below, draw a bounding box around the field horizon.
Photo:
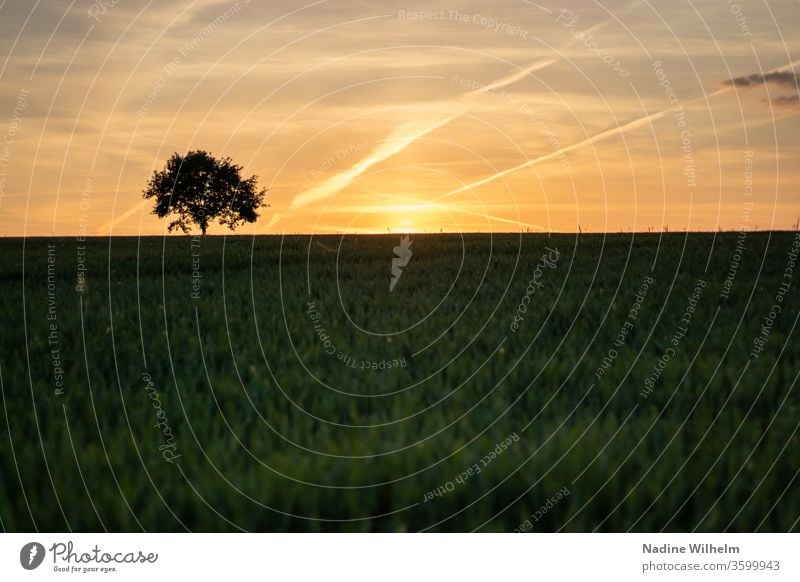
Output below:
[7,228,800,240]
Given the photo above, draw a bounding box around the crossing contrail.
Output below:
[265,57,556,230]
[442,58,800,198]
[440,104,681,197]
[266,2,651,229]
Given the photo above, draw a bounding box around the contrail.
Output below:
[105,2,645,235]
[96,200,147,235]
[266,111,461,229]
[273,55,800,231]
[261,2,654,230]
[268,2,647,228]
[266,56,555,230]
[472,59,557,94]
[442,87,734,198]
[444,57,800,198]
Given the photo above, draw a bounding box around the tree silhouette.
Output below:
[143,150,268,235]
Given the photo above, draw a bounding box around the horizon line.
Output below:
[6,228,798,239]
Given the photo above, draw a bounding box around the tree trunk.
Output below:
[201,222,207,236]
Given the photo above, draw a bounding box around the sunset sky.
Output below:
[0,0,798,235]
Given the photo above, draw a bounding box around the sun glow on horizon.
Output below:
[391,218,419,234]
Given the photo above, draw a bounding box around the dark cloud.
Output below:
[772,94,800,106]
[726,70,799,88]
[725,69,799,107]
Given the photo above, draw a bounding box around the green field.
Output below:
[1,232,799,532]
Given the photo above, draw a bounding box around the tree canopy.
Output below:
[143,150,268,235]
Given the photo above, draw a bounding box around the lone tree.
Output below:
[143,150,267,235]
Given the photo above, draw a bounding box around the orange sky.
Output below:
[0,0,798,236]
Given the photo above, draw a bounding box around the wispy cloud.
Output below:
[725,70,799,88]
[773,94,800,106]
[725,67,800,106]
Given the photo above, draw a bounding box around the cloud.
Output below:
[725,68,799,106]
[726,70,799,88]
[772,94,800,107]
